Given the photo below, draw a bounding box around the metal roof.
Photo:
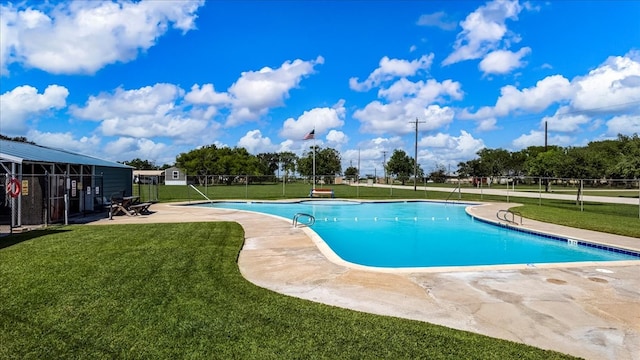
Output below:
[0,139,131,168]
[133,170,164,176]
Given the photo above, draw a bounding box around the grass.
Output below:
[512,201,637,236]
[134,183,640,238]
[0,223,576,359]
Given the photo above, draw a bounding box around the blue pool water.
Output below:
[197,201,638,268]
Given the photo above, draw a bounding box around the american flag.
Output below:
[303,129,315,140]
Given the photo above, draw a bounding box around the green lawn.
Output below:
[0,223,576,359]
[134,183,640,238]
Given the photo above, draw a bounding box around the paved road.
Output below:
[356,183,640,206]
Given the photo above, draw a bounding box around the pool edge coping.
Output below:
[183,199,640,273]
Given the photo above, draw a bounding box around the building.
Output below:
[133,169,164,184]
[0,139,133,228]
[164,166,187,186]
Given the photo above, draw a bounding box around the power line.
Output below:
[473,100,640,124]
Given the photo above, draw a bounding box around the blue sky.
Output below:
[1,0,639,175]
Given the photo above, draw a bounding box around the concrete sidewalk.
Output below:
[361,183,640,206]
[466,202,639,252]
[90,201,640,360]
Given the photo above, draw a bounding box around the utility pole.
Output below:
[409,118,425,191]
[382,150,387,185]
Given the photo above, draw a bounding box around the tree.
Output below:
[256,152,280,176]
[297,146,342,184]
[176,145,264,185]
[476,148,511,180]
[428,165,447,183]
[344,166,358,181]
[278,151,298,179]
[0,134,34,144]
[386,149,414,185]
[525,147,565,179]
[123,158,157,170]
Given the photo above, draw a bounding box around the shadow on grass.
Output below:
[0,229,72,250]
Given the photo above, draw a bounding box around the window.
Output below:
[172,171,179,179]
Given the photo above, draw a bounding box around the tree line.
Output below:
[457,134,640,181]
[123,133,638,185]
[6,132,636,184]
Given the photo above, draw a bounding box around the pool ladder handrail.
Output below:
[293,213,315,228]
[445,184,461,204]
[497,209,522,225]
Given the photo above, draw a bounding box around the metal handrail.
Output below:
[293,213,315,228]
[189,184,213,203]
[497,209,522,225]
[445,184,461,203]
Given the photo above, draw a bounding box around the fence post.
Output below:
[506,180,509,203]
[580,179,584,212]
[538,177,541,206]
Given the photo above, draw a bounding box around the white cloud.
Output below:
[340,136,406,174]
[102,137,170,163]
[349,54,434,91]
[185,84,230,105]
[442,0,526,66]
[461,52,640,135]
[70,83,214,142]
[571,52,640,112]
[280,100,346,139]
[511,130,543,149]
[416,11,457,31]
[512,130,573,149]
[98,113,210,141]
[26,131,175,167]
[461,74,573,120]
[606,115,640,136]
[237,129,277,154]
[479,47,531,75]
[354,102,455,135]
[542,106,591,133]
[0,1,204,75]
[477,118,498,131]
[71,83,184,120]
[418,130,485,163]
[351,54,463,137]
[378,78,463,102]
[494,75,574,114]
[0,84,69,134]
[325,130,349,149]
[341,148,385,175]
[226,56,324,126]
[378,78,422,101]
[28,130,101,156]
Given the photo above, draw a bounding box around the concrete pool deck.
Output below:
[90,201,640,360]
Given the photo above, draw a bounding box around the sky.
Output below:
[1,0,639,175]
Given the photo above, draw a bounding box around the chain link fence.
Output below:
[129,173,639,221]
[5,172,637,229]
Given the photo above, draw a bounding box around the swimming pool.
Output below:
[197,200,638,268]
